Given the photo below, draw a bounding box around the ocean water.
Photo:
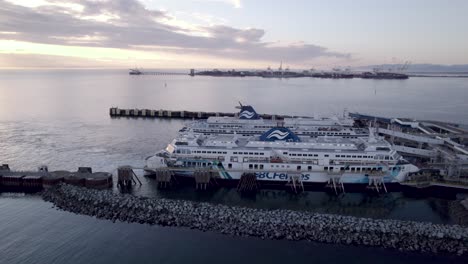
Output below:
[1,69,468,263]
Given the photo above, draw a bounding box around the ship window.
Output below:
[249,152,253,155]
[283,152,288,155]
[314,154,318,157]
[233,152,237,154]
[358,156,362,158]
[202,162,206,167]
[260,165,264,169]
[357,168,361,172]
[329,167,334,170]
[308,166,312,171]
[324,167,328,171]
[223,152,227,154]
[324,155,329,157]
[385,156,389,160]
[254,164,258,169]
[340,167,344,171]
[249,164,253,169]
[297,166,301,171]
[254,152,259,155]
[260,153,264,155]
[346,155,351,158]
[351,167,355,172]
[352,156,356,158]
[335,155,340,157]
[228,163,232,169]
[202,151,206,153]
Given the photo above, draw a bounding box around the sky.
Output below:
[0,0,467,69]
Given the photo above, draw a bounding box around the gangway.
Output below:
[378,128,444,145]
[392,145,437,157]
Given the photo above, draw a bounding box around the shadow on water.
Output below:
[0,196,466,264]
[113,176,466,225]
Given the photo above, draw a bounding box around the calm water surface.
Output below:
[1,70,467,263]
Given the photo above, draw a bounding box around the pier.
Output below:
[109,107,296,120]
[0,165,112,191]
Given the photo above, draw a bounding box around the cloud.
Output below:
[0,0,350,64]
[228,0,242,8]
[196,0,242,9]
[0,53,115,68]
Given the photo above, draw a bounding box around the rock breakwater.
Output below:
[42,184,468,256]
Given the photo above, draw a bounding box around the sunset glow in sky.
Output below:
[0,0,467,69]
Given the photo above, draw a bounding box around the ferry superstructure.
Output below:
[181,104,368,138]
[145,127,418,184]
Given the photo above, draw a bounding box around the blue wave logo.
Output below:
[240,110,256,119]
[266,130,290,140]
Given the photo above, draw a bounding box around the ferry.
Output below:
[129,68,143,75]
[180,103,368,138]
[145,127,418,184]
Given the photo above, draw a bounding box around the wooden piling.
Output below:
[366,172,388,193]
[325,173,345,195]
[286,174,304,194]
[22,175,42,189]
[155,169,176,189]
[117,166,132,189]
[117,166,141,189]
[237,173,259,193]
[194,170,212,190]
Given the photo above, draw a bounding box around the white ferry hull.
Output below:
[171,169,406,184]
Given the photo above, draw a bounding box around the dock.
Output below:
[109,107,299,120]
[0,165,113,191]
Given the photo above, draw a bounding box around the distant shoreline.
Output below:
[409,74,468,78]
